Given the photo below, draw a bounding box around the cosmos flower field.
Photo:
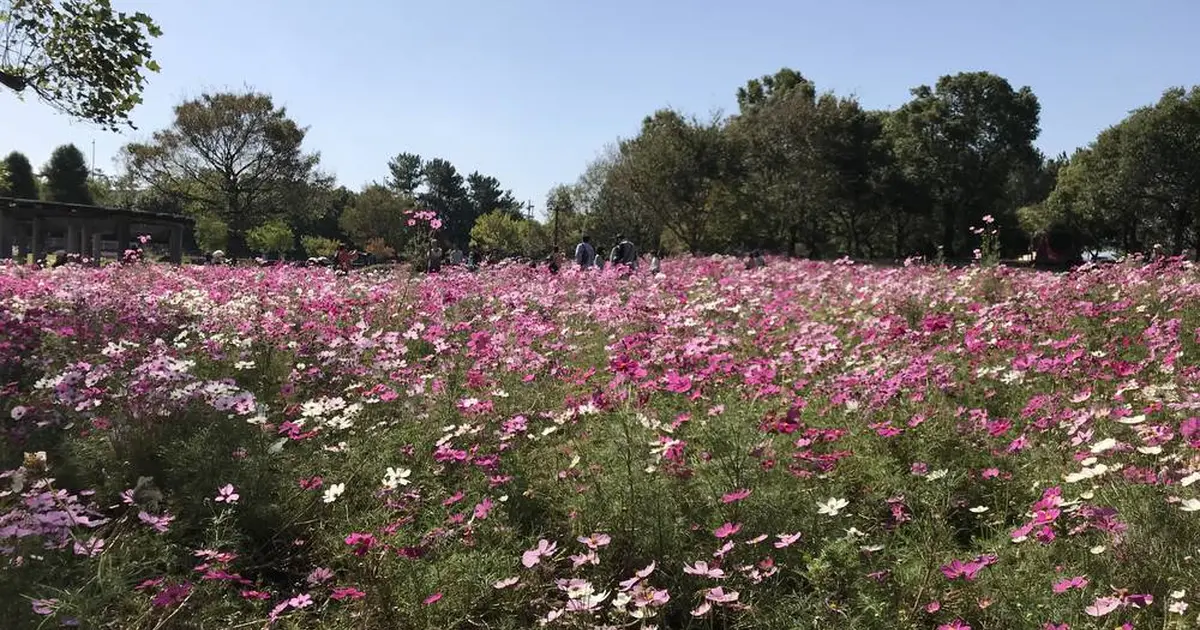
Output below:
[2,257,1199,629]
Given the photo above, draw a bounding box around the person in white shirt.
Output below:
[574,235,597,268]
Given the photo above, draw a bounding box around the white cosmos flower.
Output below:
[322,482,345,503]
[382,467,412,490]
[818,497,849,517]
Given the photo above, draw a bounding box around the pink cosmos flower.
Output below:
[570,551,599,567]
[704,586,739,603]
[330,587,366,601]
[577,532,611,549]
[138,511,174,533]
[713,522,742,539]
[1051,576,1088,593]
[940,558,984,581]
[925,601,941,613]
[713,540,735,558]
[493,577,520,589]
[721,488,752,503]
[521,539,558,568]
[73,536,105,557]
[683,560,726,579]
[306,567,334,585]
[423,592,442,605]
[473,497,494,520]
[31,599,59,615]
[774,532,801,548]
[214,484,239,504]
[151,582,192,607]
[664,371,692,393]
[1085,596,1121,617]
[938,621,971,630]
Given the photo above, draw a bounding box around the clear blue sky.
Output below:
[3,0,1198,215]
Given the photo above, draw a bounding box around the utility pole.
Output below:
[552,197,560,254]
[526,199,534,221]
[90,140,96,172]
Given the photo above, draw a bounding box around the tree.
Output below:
[338,184,413,254]
[1030,86,1200,256]
[419,158,470,246]
[0,0,161,130]
[467,171,520,219]
[730,71,837,256]
[41,143,92,204]
[245,219,294,258]
[386,152,423,195]
[2,151,38,198]
[571,144,660,251]
[469,210,530,257]
[886,72,1042,258]
[193,213,229,253]
[615,109,740,253]
[122,91,328,255]
[545,184,577,251]
[301,185,354,243]
[736,67,815,113]
[300,235,339,258]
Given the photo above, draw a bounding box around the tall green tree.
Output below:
[122,91,329,255]
[731,70,833,256]
[1028,86,1200,256]
[616,109,740,253]
[886,72,1041,258]
[419,158,470,245]
[2,151,39,198]
[0,0,161,130]
[339,184,413,254]
[467,172,520,219]
[387,152,423,195]
[41,143,92,204]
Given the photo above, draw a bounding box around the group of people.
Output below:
[573,234,651,272]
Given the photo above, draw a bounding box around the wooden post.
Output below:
[31,216,45,265]
[169,224,183,264]
[17,223,30,262]
[80,223,92,261]
[91,233,103,267]
[114,219,131,260]
[67,221,81,255]
[0,208,12,260]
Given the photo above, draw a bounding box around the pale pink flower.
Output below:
[683,560,726,579]
[214,484,239,504]
[521,539,557,568]
[774,532,801,548]
[713,522,741,539]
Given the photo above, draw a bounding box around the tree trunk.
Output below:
[941,204,956,259]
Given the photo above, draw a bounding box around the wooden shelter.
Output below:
[0,197,194,264]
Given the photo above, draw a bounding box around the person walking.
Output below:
[612,234,637,269]
[427,239,444,273]
[574,235,597,269]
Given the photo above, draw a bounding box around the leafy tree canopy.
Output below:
[0,0,161,130]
